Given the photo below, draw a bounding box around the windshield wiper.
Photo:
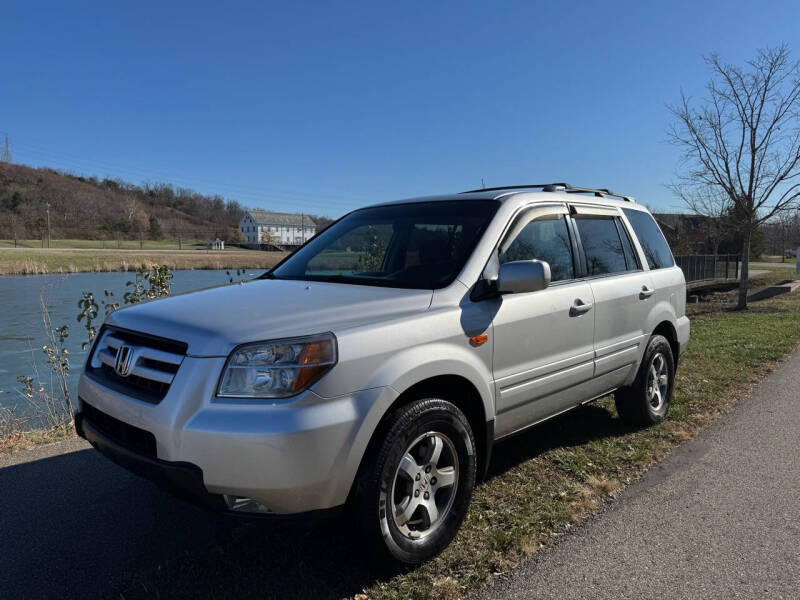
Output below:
[306,274,357,283]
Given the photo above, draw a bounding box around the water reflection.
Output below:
[0,269,258,415]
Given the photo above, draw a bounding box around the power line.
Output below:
[11,140,369,210]
[12,147,354,215]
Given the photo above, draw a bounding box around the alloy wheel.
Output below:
[647,352,669,411]
[389,431,459,540]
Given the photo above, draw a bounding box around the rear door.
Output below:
[621,207,686,329]
[491,205,596,437]
[570,205,654,392]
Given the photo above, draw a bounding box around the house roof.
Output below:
[653,213,713,232]
[243,210,316,227]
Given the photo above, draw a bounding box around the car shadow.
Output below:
[486,400,635,479]
[0,402,633,599]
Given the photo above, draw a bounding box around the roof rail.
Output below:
[461,182,635,203]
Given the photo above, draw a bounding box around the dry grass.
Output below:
[0,248,286,275]
[429,577,461,600]
[0,422,75,454]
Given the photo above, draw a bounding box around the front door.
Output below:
[491,207,596,438]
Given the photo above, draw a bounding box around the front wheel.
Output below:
[615,334,675,426]
[354,398,477,565]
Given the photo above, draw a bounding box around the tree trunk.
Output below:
[737,228,752,310]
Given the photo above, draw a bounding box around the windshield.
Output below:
[270,200,499,289]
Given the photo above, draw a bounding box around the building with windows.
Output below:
[238,210,316,246]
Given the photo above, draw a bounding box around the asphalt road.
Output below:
[477,348,800,600]
[2,350,799,599]
[0,437,241,598]
[749,260,798,269]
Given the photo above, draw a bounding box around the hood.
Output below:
[106,279,433,356]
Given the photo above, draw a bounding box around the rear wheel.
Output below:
[354,398,477,565]
[615,334,675,426]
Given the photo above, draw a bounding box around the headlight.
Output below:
[217,333,337,398]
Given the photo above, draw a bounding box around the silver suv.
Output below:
[76,183,689,564]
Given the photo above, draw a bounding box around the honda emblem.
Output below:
[114,345,135,377]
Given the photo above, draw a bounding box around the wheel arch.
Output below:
[652,320,679,367]
[349,373,493,509]
[395,375,492,481]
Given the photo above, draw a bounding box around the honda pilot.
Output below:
[76,183,689,564]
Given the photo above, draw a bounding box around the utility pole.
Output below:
[0,133,11,163]
[300,212,305,243]
[781,220,786,262]
[45,202,51,248]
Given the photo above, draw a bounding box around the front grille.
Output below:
[81,399,157,459]
[86,326,187,404]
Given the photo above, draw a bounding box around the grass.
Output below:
[0,238,214,250]
[0,247,286,275]
[104,270,800,600]
[0,422,74,454]
[757,254,795,263]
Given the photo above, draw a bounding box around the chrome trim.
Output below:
[91,329,184,389]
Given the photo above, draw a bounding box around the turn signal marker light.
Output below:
[470,333,488,346]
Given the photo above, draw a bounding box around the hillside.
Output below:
[0,162,245,242]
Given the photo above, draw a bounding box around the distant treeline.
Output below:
[0,163,332,244]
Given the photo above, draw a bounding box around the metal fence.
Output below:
[674,254,740,283]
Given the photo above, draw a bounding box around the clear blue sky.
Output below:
[3,0,799,216]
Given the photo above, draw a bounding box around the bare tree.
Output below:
[669,45,800,309]
[671,183,734,254]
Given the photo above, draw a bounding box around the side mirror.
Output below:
[497,260,551,294]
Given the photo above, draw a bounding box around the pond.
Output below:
[0,269,261,418]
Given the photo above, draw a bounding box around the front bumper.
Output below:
[78,356,398,515]
[76,411,226,511]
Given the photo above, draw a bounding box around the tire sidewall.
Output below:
[639,335,675,422]
[373,400,476,564]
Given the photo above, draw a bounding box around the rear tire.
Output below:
[354,398,477,565]
[615,334,675,426]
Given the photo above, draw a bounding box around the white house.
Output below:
[239,210,316,245]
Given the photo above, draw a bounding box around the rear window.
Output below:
[622,208,674,269]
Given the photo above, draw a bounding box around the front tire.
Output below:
[354,398,477,565]
[615,334,675,426]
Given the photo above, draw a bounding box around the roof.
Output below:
[653,213,713,231]
[364,183,642,212]
[372,189,644,211]
[243,210,316,227]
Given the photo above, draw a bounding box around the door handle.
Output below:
[639,286,655,300]
[569,299,593,316]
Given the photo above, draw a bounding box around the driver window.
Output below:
[499,215,575,282]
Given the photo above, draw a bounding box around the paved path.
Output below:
[477,349,800,600]
[0,437,244,599]
[749,260,797,269]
